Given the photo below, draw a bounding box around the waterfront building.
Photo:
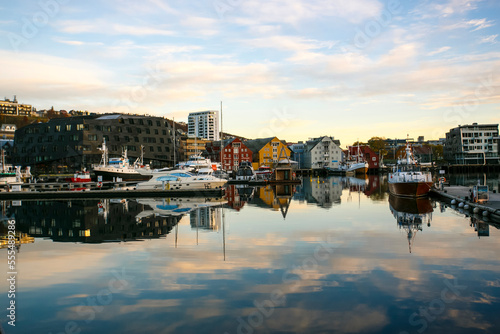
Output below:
[289,142,306,169]
[0,96,33,116]
[204,138,253,171]
[178,135,209,162]
[244,137,291,169]
[303,136,342,170]
[12,114,178,173]
[444,123,499,165]
[187,110,220,141]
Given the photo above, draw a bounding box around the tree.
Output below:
[368,137,388,157]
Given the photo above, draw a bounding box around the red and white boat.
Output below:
[388,141,433,197]
[254,165,272,180]
[67,169,91,183]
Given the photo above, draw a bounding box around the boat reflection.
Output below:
[389,195,433,253]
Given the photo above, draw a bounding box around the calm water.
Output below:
[2,175,500,334]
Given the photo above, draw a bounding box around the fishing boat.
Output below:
[388,141,433,197]
[93,140,150,181]
[1,150,31,186]
[235,161,256,181]
[135,168,227,191]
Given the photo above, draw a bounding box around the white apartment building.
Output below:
[187,110,219,141]
[303,136,342,169]
[444,123,499,164]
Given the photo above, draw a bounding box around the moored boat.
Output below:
[135,168,227,191]
[388,141,433,197]
[93,140,150,181]
[67,169,91,183]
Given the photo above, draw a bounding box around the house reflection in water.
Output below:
[389,195,433,253]
[295,177,343,208]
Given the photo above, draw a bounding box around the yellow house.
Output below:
[244,137,291,170]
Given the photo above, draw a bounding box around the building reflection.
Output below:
[3,196,226,243]
[249,185,294,218]
[389,195,433,253]
[295,177,343,208]
[225,185,255,211]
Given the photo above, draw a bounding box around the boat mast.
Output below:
[173,117,176,166]
[220,101,223,170]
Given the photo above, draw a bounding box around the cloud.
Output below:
[479,34,498,44]
[234,0,383,25]
[427,46,451,56]
[467,18,495,31]
[57,20,174,36]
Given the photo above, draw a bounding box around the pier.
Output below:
[431,186,500,222]
[0,182,225,200]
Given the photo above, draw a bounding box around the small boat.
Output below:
[67,169,91,183]
[388,141,433,197]
[135,168,227,191]
[345,144,368,175]
[254,165,272,180]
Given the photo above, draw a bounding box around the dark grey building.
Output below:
[12,114,179,173]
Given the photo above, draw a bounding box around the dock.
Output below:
[0,185,225,200]
[431,186,500,222]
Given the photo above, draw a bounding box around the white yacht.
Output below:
[135,168,227,191]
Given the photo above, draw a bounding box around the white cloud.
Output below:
[235,0,383,25]
[467,18,495,31]
[57,20,174,36]
[427,46,451,56]
[479,34,498,44]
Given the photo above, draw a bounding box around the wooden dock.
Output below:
[431,186,500,222]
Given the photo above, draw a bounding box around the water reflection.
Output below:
[389,195,433,253]
[3,176,500,333]
[5,197,226,244]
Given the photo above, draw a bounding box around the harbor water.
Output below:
[2,174,500,334]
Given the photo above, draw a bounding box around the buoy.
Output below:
[473,207,480,214]
[483,211,489,217]
[451,199,457,205]
[458,202,464,208]
[464,204,470,210]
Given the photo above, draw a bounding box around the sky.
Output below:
[0,0,499,147]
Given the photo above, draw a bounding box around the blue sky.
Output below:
[1,0,499,146]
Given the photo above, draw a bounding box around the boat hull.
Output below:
[94,170,151,182]
[388,181,433,198]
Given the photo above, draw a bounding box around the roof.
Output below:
[305,136,340,152]
[244,137,285,153]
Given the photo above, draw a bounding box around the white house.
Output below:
[303,136,342,169]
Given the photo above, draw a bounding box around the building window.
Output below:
[66,124,72,131]
[55,125,61,132]
[88,134,97,141]
[76,124,84,130]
